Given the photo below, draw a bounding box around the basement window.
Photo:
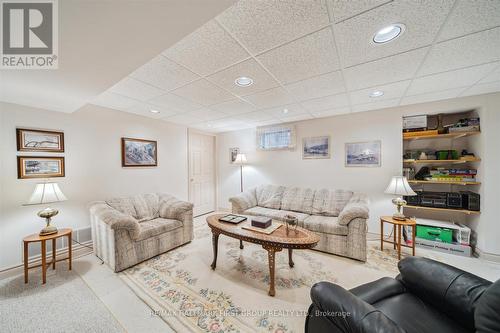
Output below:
[256,125,296,150]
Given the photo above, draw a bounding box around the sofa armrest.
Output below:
[158,195,194,223]
[397,256,491,330]
[338,193,369,226]
[89,202,140,240]
[309,281,404,333]
[229,188,257,214]
[350,277,406,304]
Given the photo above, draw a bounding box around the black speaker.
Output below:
[460,191,480,211]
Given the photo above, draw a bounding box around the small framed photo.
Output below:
[17,156,65,179]
[16,128,64,152]
[345,141,381,167]
[229,147,240,163]
[122,137,157,167]
[303,136,330,159]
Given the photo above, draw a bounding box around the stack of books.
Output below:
[427,168,477,182]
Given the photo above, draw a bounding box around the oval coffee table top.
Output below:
[206,214,320,249]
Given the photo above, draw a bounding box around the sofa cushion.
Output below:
[312,189,353,217]
[135,218,183,241]
[243,207,309,223]
[281,187,315,214]
[303,215,348,236]
[132,193,160,222]
[106,197,137,218]
[255,185,286,209]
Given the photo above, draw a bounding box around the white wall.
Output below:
[0,102,189,270]
[217,93,500,257]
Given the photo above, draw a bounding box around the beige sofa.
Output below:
[89,193,193,272]
[229,185,369,261]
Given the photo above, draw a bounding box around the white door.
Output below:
[188,131,216,217]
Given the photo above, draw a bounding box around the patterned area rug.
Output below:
[120,217,434,332]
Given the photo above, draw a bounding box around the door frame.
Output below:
[187,128,217,217]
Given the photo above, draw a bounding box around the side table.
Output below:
[23,228,72,284]
[380,216,416,260]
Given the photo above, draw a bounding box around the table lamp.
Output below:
[233,153,247,192]
[384,176,416,221]
[25,182,67,235]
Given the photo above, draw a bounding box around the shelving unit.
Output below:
[405,205,480,215]
[408,180,480,186]
[403,158,481,164]
[403,131,480,141]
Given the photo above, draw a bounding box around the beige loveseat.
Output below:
[229,185,369,261]
[89,193,193,272]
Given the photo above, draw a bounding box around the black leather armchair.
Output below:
[306,257,500,333]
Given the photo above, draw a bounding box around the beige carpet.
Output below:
[120,217,436,333]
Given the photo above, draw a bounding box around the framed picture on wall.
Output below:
[121,137,158,167]
[16,128,64,152]
[302,136,330,159]
[17,156,65,179]
[229,147,240,163]
[345,141,381,167]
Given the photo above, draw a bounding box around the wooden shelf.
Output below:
[405,205,480,215]
[408,180,481,185]
[403,158,481,164]
[403,131,480,141]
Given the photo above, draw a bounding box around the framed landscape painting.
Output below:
[16,128,64,152]
[17,156,65,179]
[121,137,157,167]
[303,136,330,159]
[345,141,381,167]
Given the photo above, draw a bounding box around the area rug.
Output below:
[120,217,423,333]
[0,262,124,333]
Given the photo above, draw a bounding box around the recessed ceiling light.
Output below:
[373,23,405,44]
[234,76,254,87]
[206,123,213,128]
[283,108,289,114]
[369,90,384,98]
[150,109,160,114]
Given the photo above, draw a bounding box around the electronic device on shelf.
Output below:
[460,191,480,211]
[404,191,480,211]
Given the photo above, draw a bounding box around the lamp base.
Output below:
[39,225,58,236]
[392,213,407,221]
[38,208,59,236]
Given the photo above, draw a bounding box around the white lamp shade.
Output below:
[384,176,417,196]
[26,183,68,205]
[233,153,247,164]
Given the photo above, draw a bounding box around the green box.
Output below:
[416,225,453,243]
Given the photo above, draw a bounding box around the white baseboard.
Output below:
[475,247,500,263]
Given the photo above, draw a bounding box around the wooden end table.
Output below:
[380,216,416,260]
[207,214,320,297]
[23,228,72,284]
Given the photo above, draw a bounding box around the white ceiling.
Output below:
[23,0,500,132]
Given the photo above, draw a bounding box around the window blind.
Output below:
[256,125,296,150]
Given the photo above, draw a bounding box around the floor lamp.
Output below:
[233,153,247,192]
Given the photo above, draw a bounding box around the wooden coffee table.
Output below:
[207,214,320,296]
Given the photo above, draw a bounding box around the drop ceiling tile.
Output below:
[351,98,399,113]
[400,88,464,106]
[284,71,346,102]
[257,28,340,84]
[262,103,307,119]
[301,93,350,113]
[91,91,140,110]
[327,0,391,23]
[311,107,351,118]
[206,59,279,96]
[408,63,498,96]
[216,0,330,54]
[126,103,179,118]
[163,20,249,76]
[478,63,500,84]
[461,81,500,97]
[162,113,200,125]
[209,118,246,129]
[254,119,283,127]
[244,87,295,109]
[334,0,453,67]
[438,0,500,41]
[280,114,314,123]
[171,79,235,106]
[109,77,166,101]
[184,108,228,121]
[149,92,202,112]
[344,47,428,90]
[129,55,199,91]
[350,80,411,105]
[419,28,500,76]
[237,110,276,122]
[209,99,257,115]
